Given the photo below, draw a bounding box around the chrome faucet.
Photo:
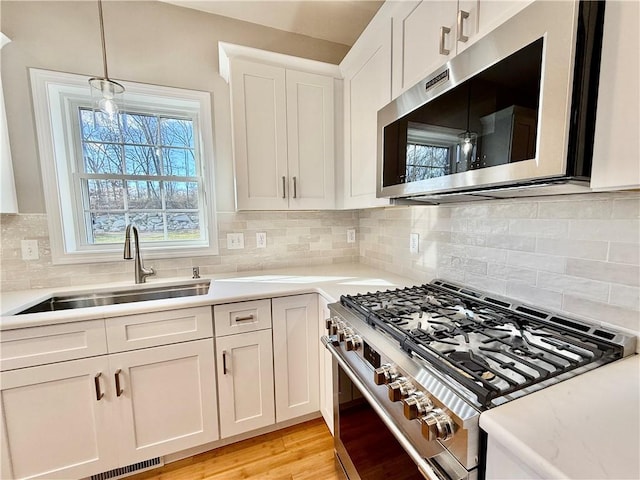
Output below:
[123,224,155,284]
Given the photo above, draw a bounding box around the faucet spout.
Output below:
[124,224,155,284]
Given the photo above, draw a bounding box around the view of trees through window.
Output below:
[405,143,451,182]
[78,108,202,244]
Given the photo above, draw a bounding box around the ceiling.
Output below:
[159,0,384,46]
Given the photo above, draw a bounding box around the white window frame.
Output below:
[30,68,219,264]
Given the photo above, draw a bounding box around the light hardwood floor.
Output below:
[128,418,345,480]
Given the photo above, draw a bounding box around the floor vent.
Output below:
[90,457,163,480]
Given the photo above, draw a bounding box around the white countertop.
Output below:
[480,354,640,480]
[0,263,415,330]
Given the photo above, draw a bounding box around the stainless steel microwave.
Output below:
[377,0,605,203]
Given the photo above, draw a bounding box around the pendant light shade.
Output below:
[89,0,124,117]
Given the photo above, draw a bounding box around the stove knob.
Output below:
[388,377,416,402]
[325,316,337,332]
[373,364,398,385]
[420,409,455,442]
[331,320,346,337]
[345,334,362,351]
[326,317,342,335]
[402,392,434,420]
[340,326,354,342]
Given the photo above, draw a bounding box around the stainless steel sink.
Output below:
[16,281,211,315]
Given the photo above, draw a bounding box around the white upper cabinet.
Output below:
[591,0,640,191]
[339,10,393,209]
[391,0,531,98]
[221,43,338,210]
[1,33,18,214]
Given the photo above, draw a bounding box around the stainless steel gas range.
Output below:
[321,280,636,480]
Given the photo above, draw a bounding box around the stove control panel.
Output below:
[372,362,456,443]
[327,314,458,447]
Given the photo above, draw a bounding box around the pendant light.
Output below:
[458,82,476,164]
[88,0,124,117]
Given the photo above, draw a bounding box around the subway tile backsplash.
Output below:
[0,211,359,292]
[358,191,640,335]
[1,192,638,335]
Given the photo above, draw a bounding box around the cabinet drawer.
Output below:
[214,299,271,336]
[105,307,213,353]
[0,320,107,371]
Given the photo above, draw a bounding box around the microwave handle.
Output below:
[457,10,469,43]
[322,336,441,480]
[439,26,451,55]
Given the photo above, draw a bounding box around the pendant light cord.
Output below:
[97,0,109,79]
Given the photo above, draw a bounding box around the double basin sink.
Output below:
[16,281,211,315]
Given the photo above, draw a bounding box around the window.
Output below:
[405,143,451,181]
[30,69,218,264]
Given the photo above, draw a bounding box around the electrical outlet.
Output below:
[347,228,356,244]
[256,232,267,248]
[409,233,419,254]
[21,239,39,260]
[226,233,245,250]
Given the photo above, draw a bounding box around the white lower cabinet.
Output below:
[0,339,218,480]
[0,307,218,480]
[113,339,218,465]
[215,329,275,438]
[214,294,322,437]
[272,294,319,422]
[0,356,115,480]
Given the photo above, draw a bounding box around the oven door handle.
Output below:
[321,336,443,480]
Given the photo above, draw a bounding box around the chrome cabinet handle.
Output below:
[234,314,255,322]
[115,368,124,397]
[222,350,228,375]
[439,26,451,55]
[457,10,469,42]
[282,176,286,199]
[94,372,104,401]
[292,176,297,199]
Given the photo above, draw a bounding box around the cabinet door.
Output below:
[112,339,218,465]
[0,356,116,479]
[591,0,640,191]
[318,296,334,434]
[286,70,335,209]
[216,329,275,438]
[272,294,319,422]
[476,0,532,41]
[230,59,288,210]
[393,1,457,96]
[341,19,392,209]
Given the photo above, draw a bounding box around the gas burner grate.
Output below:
[340,281,626,407]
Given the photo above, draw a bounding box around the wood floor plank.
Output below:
[127,418,345,480]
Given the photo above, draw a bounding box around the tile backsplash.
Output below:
[0,210,359,291]
[1,192,638,335]
[359,191,640,334]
